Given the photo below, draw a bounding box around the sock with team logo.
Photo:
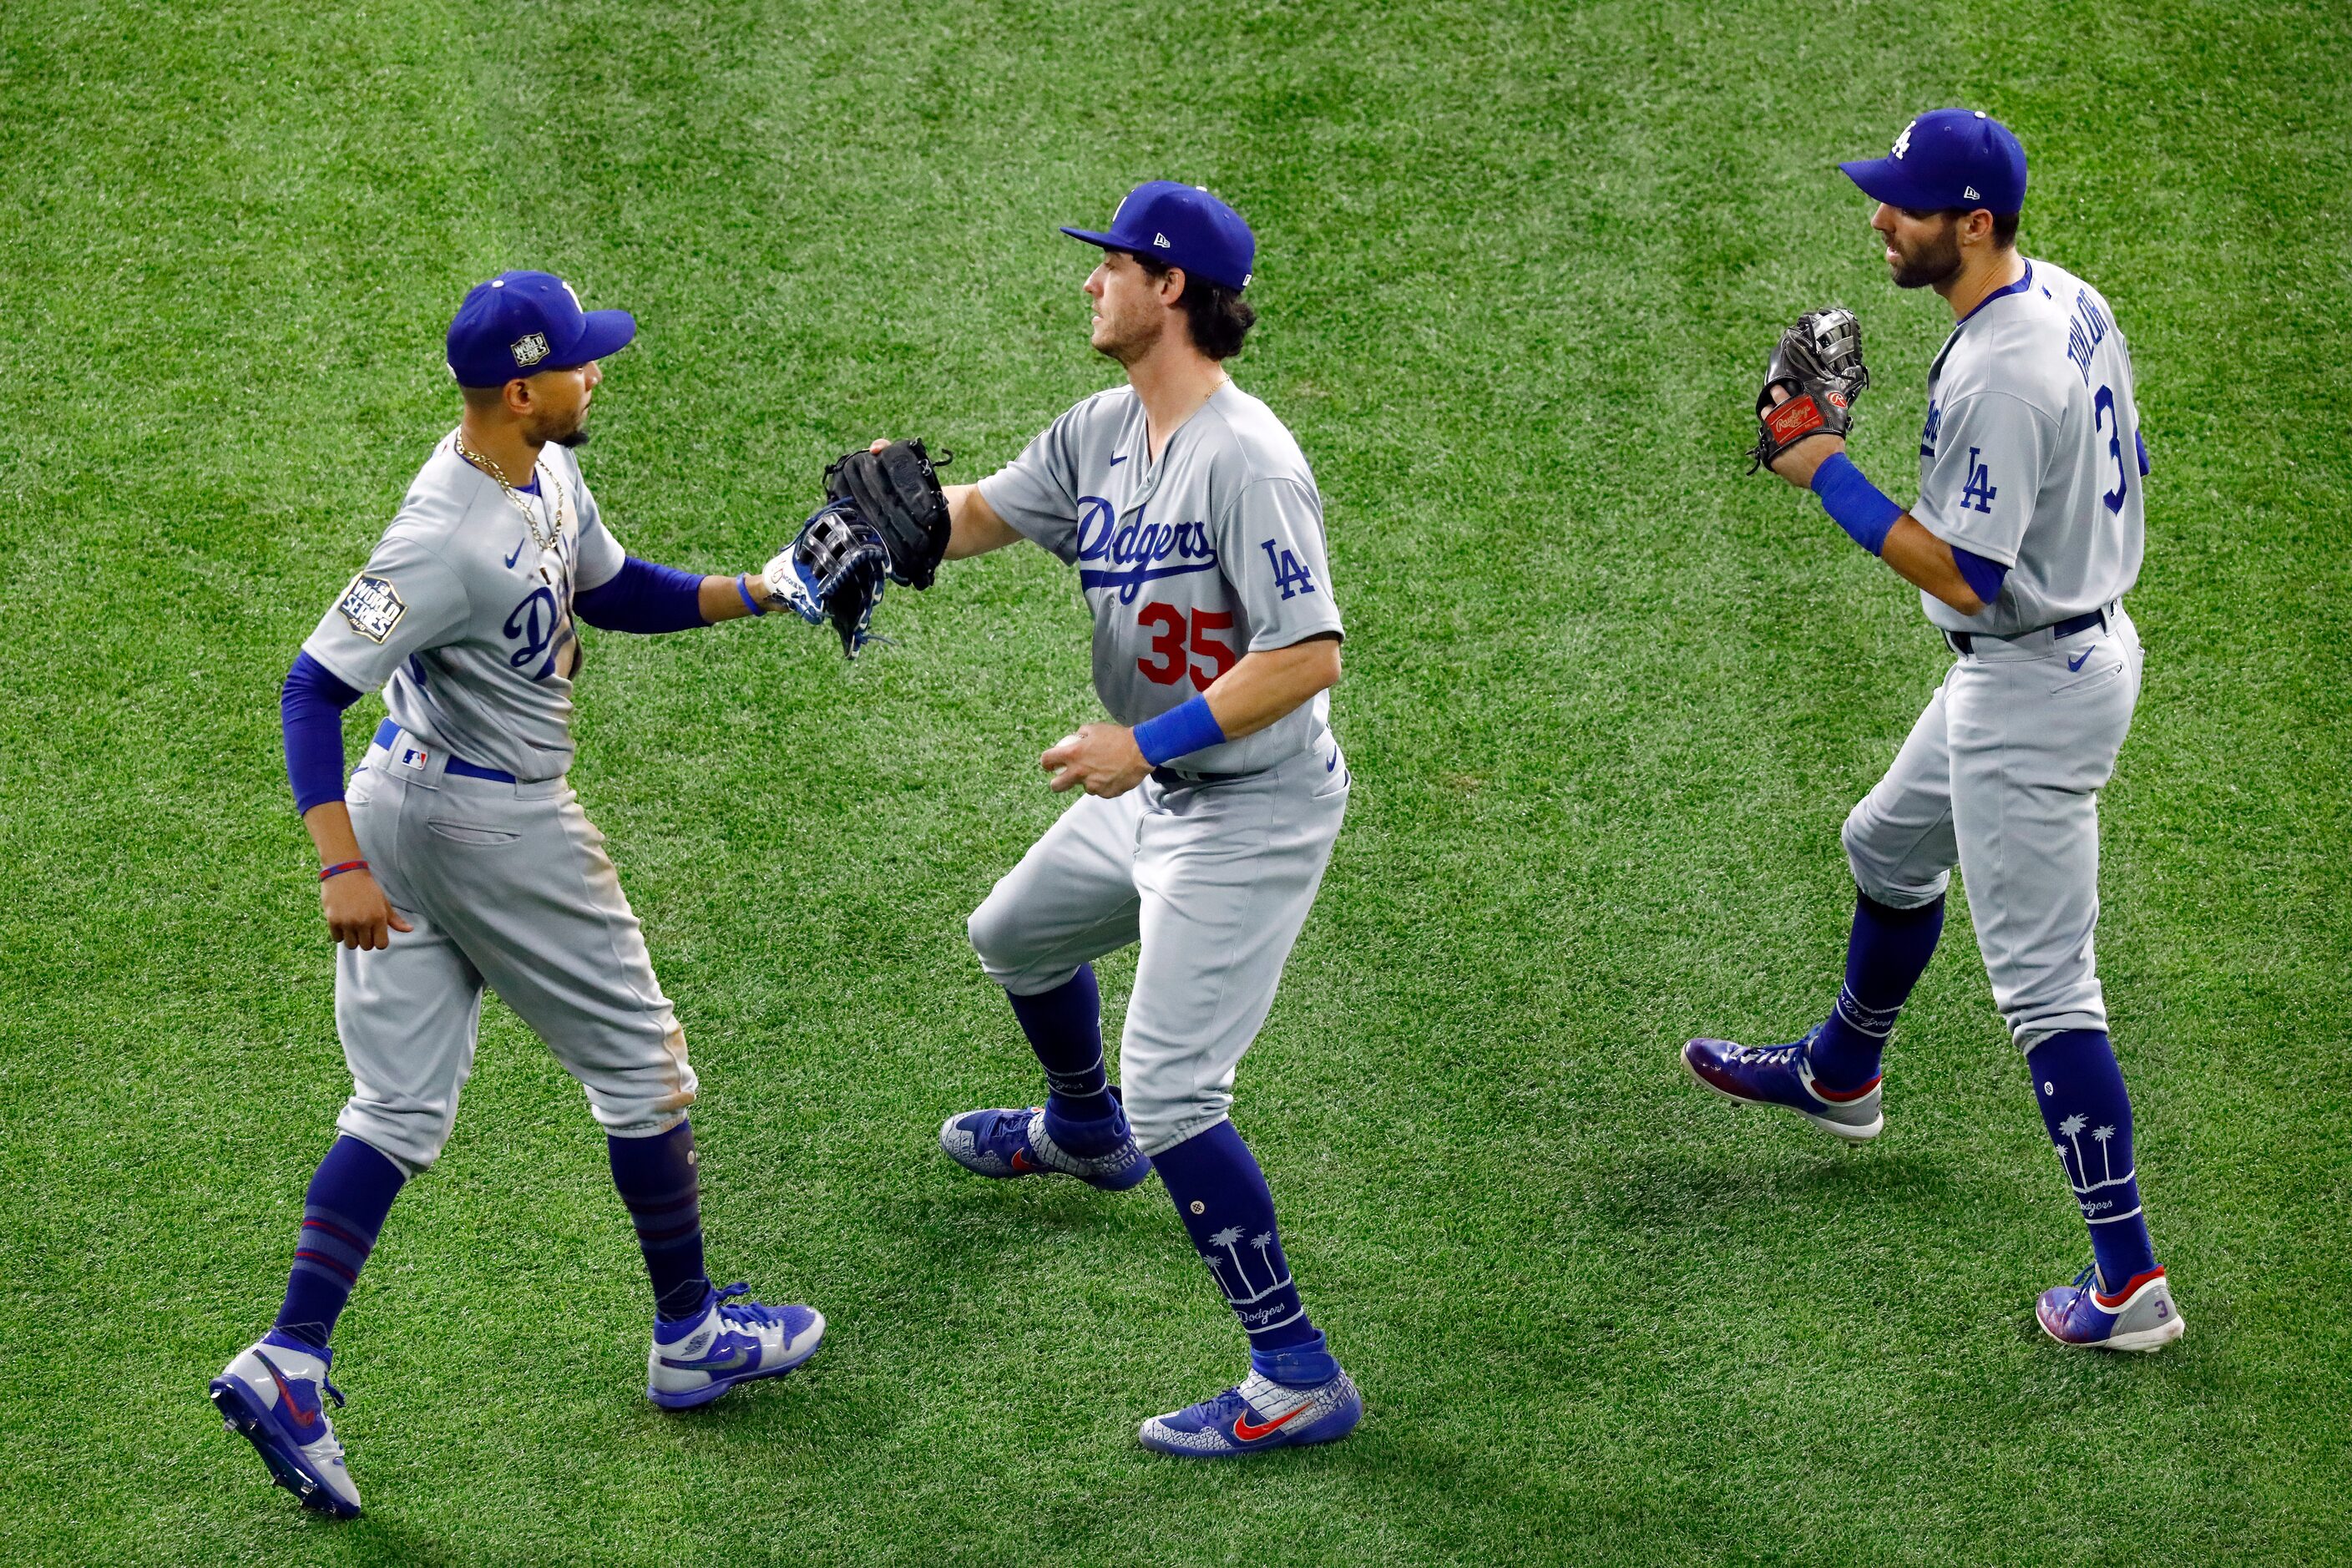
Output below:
[1153,1120,1338,1385]
[1804,891,1946,1092]
[609,1120,712,1323]
[2027,1029,2158,1289]
[1008,965,1117,1134]
[274,1136,407,1350]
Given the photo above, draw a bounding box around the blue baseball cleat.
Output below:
[1682,1029,1884,1142]
[938,1101,1153,1192]
[210,1331,363,1520]
[1137,1368,1363,1458]
[647,1282,826,1410]
[2037,1264,2186,1352]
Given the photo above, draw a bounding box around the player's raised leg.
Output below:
[1946,624,2182,1350]
[1685,683,1958,1142]
[943,791,1152,1191]
[1122,751,1361,1458]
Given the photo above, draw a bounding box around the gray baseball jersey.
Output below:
[307,432,695,1171]
[1845,257,2152,1050]
[1912,258,2146,637]
[978,383,1343,774]
[301,432,625,781]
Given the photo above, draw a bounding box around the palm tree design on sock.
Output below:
[1203,1227,1248,1302]
[1250,1232,1277,1286]
[2092,1124,2117,1183]
[2056,1114,2089,1190]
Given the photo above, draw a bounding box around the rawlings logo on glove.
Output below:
[1748,307,1869,473]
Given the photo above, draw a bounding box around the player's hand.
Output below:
[1043,724,1150,798]
[1762,385,1845,488]
[321,869,412,950]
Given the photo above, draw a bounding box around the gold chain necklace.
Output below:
[453,430,560,553]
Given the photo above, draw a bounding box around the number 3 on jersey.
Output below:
[1137,603,1237,690]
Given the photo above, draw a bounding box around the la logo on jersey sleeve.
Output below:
[336,573,407,642]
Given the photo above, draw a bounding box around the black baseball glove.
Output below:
[823,438,953,589]
[763,501,890,657]
[1748,307,1869,473]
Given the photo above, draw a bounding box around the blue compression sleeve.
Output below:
[1952,544,2011,606]
[1132,694,1227,766]
[574,556,709,635]
[282,651,363,815]
[1808,453,1904,555]
[2136,429,2151,477]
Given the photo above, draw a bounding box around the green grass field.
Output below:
[4,0,2349,1561]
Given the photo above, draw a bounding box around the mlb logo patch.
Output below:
[336,574,407,643]
[512,331,550,367]
[397,743,430,771]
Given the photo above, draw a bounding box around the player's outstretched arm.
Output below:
[943,483,1024,559]
[1042,634,1342,797]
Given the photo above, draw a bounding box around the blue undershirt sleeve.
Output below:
[573,555,709,635]
[282,651,364,816]
[1951,544,2011,607]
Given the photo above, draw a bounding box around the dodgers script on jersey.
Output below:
[1912,259,2147,637]
[979,383,1343,773]
[302,434,625,780]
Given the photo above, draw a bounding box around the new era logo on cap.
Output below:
[1154,232,1171,248]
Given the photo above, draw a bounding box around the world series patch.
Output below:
[336,573,407,643]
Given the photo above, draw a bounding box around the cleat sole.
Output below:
[209,1380,361,1520]
[2040,1305,2188,1353]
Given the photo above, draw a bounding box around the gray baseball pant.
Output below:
[1841,606,2142,1048]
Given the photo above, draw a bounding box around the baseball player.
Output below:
[211,271,833,1520]
[922,182,1362,1455]
[1686,112,2184,1351]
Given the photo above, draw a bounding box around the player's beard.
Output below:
[524,408,591,448]
[1090,296,1160,366]
[1889,220,1965,290]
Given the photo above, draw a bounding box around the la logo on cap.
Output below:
[1894,122,1914,158]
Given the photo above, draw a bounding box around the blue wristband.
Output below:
[1810,453,1904,557]
[1132,695,1227,767]
[736,574,766,616]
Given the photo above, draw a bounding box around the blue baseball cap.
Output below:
[1840,109,2027,215]
[1060,181,1256,291]
[445,270,635,387]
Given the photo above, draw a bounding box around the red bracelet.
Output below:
[320,860,369,882]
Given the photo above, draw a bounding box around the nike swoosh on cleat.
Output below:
[1009,1149,1035,1172]
[2068,646,2094,671]
[667,1343,756,1373]
[255,1353,325,1442]
[504,535,528,569]
[1232,1404,1313,1442]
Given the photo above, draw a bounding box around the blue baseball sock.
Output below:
[2028,1029,2158,1289]
[1804,890,1945,1092]
[274,1136,407,1350]
[609,1120,711,1323]
[1008,965,1118,1136]
[1152,1120,1338,1387]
